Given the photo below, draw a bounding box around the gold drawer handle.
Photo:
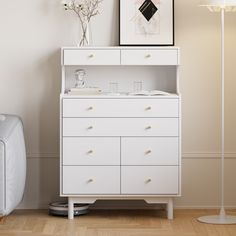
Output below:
[145,54,151,58]
[146,178,152,183]
[87,178,94,183]
[87,150,94,154]
[88,106,93,111]
[145,150,152,155]
[145,126,152,130]
[87,126,93,130]
[146,106,152,111]
[89,54,94,58]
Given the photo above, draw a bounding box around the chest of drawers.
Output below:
[60,47,181,220]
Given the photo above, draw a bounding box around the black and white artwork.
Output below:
[120,0,174,46]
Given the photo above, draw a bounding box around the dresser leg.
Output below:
[167,198,173,220]
[68,198,74,220]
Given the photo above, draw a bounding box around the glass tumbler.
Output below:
[109,82,119,94]
[133,81,143,93]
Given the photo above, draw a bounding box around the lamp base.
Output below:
[198,215,236,224]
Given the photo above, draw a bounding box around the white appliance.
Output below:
[0,115,26,216]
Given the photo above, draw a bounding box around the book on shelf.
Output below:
[68,87,102,95]
[129,90,171,96]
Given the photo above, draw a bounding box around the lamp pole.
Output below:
[198,3,236,224]
[220,7,225,219]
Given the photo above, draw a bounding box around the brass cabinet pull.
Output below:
[87,150,94,154]
[145,150,152,155]
[146,178,152,183]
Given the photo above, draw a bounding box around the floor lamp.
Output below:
[198,0,236,224]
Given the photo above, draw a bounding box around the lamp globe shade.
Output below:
[200,0,236,11]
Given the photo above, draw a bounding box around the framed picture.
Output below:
[119,0,174,46]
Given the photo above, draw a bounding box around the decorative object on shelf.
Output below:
[129,90,170,96]
[133,81,143,93]
[198,0,236,225]
[109,82,120,95]
[62,0,102,46]
[75,69,86,88]
[119,0,174,46]
[67,69,102,95]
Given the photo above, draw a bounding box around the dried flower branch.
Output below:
[62,0,103,46]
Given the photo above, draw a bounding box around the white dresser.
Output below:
[60,47,181,219]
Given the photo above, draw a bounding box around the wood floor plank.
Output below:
[1,210,236,236]
[0,216,4,224]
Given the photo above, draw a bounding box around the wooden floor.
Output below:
[1,210,236,236]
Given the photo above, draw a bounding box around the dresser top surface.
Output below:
[61,94,180,99]
[61,46,180,51]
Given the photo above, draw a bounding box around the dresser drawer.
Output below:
[63,49,120,65]
[63,118,179,137]
[121,137,179,166]
[121,49,179,65]
[63,99,179,118]
[63,137,120,165]
[121,166,179,195]
[63,166,120,195]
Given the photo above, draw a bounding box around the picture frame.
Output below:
[119,0,174,46]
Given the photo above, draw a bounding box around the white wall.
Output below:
[0,0,236,209]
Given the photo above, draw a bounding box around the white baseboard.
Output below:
[174,206,236,210]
